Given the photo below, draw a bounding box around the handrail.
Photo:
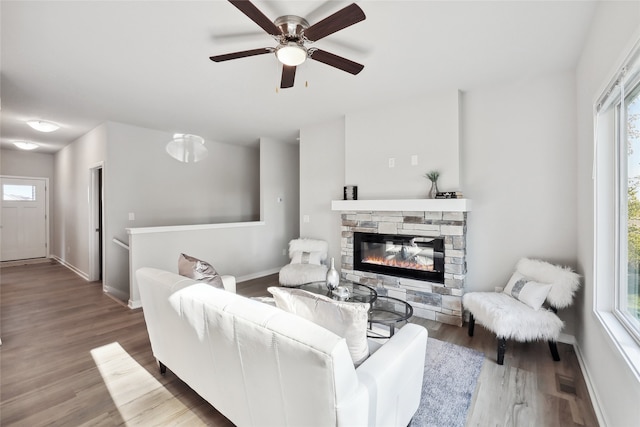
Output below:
[112,238,129,251]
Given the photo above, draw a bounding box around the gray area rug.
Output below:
[409,338,485,427]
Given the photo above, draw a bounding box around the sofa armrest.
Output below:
[357,323,428,427]
[221,275,236,294]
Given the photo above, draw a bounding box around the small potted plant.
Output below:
[424,170,440,199]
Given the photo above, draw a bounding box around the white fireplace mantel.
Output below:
[331,199,471,212]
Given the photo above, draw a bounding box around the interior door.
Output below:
[1,177,47,261]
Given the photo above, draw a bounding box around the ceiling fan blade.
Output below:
[308,49,364,75]
[280,65,296,88]
[228,0,281,36]
[304,3,365,42]
[209,48,272,62]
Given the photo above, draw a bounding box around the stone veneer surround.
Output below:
[340,210,467,326]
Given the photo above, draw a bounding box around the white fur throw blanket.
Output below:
[462,258,580,342]
[279,263,329,287]
[288,238,328,262]
[463,292,564,341]
[515,258,580,309]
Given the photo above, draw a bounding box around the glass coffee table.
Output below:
[298,280,377,304]
[367,296,413,338]
[297,281,413,338]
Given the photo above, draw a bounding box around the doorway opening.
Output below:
[89,164,104,282]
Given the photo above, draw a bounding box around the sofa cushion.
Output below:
[178,253,224,289]
[503,272,552,311]
[267,286,370,365]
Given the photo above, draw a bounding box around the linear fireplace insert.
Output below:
[353,232,445,283]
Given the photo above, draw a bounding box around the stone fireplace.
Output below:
[332,199,469,326]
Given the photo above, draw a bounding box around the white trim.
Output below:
[331,199,471,212]
[236,267,281,283]
[574,341,608,427]
[127,221,266,235]
[51,254,89,281]
[102,285,129,305]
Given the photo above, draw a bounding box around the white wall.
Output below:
[300,78,578,333]
[104,122,260,297]
[299,118,345,262]
[575,1,640,425]
[52,124,108,275]
[345,90,461,198]
[462,71,579,334]
[1,149,55,245]
[127,137,299,306]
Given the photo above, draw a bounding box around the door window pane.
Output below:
[2,184,36,201]
[625,83,640,325]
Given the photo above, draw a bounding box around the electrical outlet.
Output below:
[411,155,418,166]
[388,157,395,168]
[128,212,135,221]
[303,215,310,223]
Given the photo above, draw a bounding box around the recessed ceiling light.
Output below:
[13,141,39,150]
[26,120,59,132]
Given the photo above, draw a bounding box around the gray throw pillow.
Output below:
[178,253,224,289]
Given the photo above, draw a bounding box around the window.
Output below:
[596,38,640,356]
[2,184,36,201]
[620,81,640,338]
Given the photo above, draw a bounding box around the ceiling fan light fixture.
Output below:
[166,133,208,163]
[26,120,59,133]
[13,141,39,150]
[276,43,307,66]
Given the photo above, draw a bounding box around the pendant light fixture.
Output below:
[165,134,208,163]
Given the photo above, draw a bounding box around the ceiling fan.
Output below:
[210,0,366,89]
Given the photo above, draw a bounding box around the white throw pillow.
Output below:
[267,286,370,365]
[503,272,552,311]
[290,250,323,265]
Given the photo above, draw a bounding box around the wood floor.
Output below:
[0,262,598,426]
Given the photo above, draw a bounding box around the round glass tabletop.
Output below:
[298,280,377,304]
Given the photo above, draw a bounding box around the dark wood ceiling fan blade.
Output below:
[209,48,272,62]
[304,3,365,42]
[308,49,364,75]
[280,65,296,88]
[228,0,281,36]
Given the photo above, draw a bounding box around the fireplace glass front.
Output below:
[353,232,445,283]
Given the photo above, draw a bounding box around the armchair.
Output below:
[463,258,580,365]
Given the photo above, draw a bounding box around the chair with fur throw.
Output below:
[463,258,580,365]
[279,238,329,287]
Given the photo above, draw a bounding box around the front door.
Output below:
[1,177,47,261]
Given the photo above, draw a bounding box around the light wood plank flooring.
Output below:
[0,262,598,426]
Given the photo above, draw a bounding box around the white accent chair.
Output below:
[279,238,329,287]
[463,258,580,365]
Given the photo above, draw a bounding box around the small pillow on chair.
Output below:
[503,272,552,311]
[267,286,370,365]
[178,253,224,289]
[290,250,323,265]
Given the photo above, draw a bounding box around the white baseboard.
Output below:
[236,267,281,283]
[572,342,607,427]
[51,255,89,281]
[128,299,142,309]
[558,332,576,345]
[103,285,128,303]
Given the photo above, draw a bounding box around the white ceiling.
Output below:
[0,0,596,154]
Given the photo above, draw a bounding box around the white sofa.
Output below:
[137,267,428,427]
